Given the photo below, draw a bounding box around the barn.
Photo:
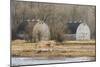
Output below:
[76,23,91,40]
[63,22,91,40]
[32,20,50,42]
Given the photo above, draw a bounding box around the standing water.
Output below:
[11,57,95,66]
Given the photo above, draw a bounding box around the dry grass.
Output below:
[11,40,96,57]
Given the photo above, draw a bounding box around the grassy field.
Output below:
[11,40,96,58]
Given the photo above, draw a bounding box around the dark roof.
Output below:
[67,23,80,34]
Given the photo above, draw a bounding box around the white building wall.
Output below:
[32,20,50,42]
[76,23,91,40]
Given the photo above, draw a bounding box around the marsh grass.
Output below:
[11,40,96,57]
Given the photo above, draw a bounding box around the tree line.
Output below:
[11,1,96,41]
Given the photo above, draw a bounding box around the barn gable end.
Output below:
[32,20,50,42]
[76,23,91,40]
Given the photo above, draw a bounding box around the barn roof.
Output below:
[67,23,80,34]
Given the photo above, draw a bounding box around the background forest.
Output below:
[11,1,96,41]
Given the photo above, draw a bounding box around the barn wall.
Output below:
[76,23,91,40]
[32,20,50,42]
[62,34,76,40]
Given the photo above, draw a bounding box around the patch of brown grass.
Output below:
[11,40,96,57]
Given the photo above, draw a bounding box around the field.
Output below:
[11,40,96,58]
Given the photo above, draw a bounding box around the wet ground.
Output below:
[11,57,95,66]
